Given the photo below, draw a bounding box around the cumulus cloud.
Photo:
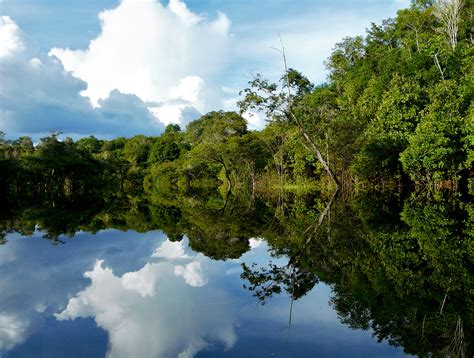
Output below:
[50,0,231,126]
[0,229,163,355]
[175,261,207,287]
[0,231,239,356]
[152,239,191,260]
[0,16,164,139]
[56,259,236,358]
[0,16,37,59]
[153,239,208,287]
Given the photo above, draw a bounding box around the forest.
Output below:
[1,0,473,202]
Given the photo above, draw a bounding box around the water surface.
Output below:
[0,189,471,357]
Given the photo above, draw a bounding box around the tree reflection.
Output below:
[240,189,472,357]
[0,184,471,356]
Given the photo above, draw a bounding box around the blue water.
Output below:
[0,229,408,357]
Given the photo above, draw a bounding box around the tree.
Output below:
[401,80,467,183]
[352,75,424,181]
[123,135,152,167]
[164,123,181,134]
[183,111,248,189]
[433,0,464,50]
[148,126,187,165]
[258,122,291,185]
[76,136,103,156]
[185,111,247,146]
[226,133,271,192]
[238,42,339,187]
[149,138,181,165]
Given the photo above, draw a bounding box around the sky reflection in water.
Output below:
[0,229,406,357]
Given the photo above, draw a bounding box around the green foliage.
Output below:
[352,74,424,179]
[185,111,247,145]
[465,103,474,169]
[123,135,152,167]
[76,136,103,155]
[401,80,468,182]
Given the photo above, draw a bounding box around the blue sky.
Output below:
[0,0,411,140]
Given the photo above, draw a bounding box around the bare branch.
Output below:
[433,0,464,50]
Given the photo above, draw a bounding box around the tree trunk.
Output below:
[291,114,339,188]
[278,37,339,188]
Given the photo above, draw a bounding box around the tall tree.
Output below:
[238,63,339,187]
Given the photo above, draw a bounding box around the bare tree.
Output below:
[239,37,340,188]
[433,0,464,50]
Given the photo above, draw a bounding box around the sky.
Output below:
[0,0,411,140]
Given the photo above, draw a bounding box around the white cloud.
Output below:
[149,102,201,126]
[248,238,264,249]
[0,16,36,59]
[56,259,236,358]
[152,239,191,260]
[0,313,32,352]
[153,239,207,287]
[0,230,164,355]
[122,262,159,297]
[170,76,212,113]
[175,261,207,287]
[242,111,266,131]
[0,16,164,139]
[49,0,231,127]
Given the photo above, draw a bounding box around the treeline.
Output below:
[1,0,473,197]
[0,111,326,203]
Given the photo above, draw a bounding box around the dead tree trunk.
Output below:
[434,0,463,51]
[278,36,340,188]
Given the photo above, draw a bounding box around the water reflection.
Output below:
[0,230,161,355]
[57,240,237,358]
[0,188,471,357]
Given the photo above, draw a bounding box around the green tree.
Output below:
[401,80,468,183]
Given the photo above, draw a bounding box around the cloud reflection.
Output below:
[56,239,237,357]
[0,230,162,355]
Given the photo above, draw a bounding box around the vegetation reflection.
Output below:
[0,184,471,357]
